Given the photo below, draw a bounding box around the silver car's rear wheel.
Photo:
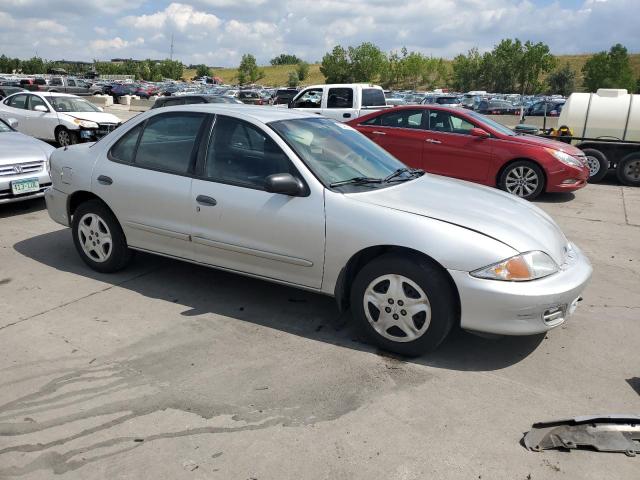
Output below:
[77,213,113,263]
[363,274,431,343]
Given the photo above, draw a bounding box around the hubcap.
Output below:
[77,213,112,263]
[505,166,539,197]
[363,274,431,343]
[623,160,640,181]
[58,130,70,146]
[586,156,600,177]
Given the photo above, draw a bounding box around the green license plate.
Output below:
[11,178,40,195]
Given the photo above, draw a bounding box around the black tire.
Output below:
[56,127,78,147]
[581,148,609,183]
[71,199,132,273]
[616,152,640,187]
[498,160,545,200]
[350,253,457,357]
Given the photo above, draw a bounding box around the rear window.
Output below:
[362,88,386,107]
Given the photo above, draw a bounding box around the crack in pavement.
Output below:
[0,267,163,332]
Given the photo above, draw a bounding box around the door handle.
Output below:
[343,113,351,118]
[425,138,442,144]
[196,195,217,206]
[372,131,386,135]
[97,175,113,185]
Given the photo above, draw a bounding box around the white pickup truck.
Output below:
[287,84,390,121]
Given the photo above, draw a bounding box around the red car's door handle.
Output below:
[425,138,442,144]
[371,131,386,135]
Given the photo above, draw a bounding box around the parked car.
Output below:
[45,104,591,356]
[476,99,520,115]
[0,86,26,100]
[18,78,47,91]
[237,90,264,105]
[152,94,243,109]
[46,77,102,96]
[0,92,121,146]
[273,88,299,105]
[348,105,589,200]
[0,117,54,204]
[526,100,565,117]
[288,83,389,121]
[422,95,462,107]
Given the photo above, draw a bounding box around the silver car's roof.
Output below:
[153,104,317,124]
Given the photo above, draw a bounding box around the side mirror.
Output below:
[7,118,18,128]
[265,173,304,196]
[34,105,48,113]
[98,107,104,112]
[288,100,294,109]
[470,127,490,139]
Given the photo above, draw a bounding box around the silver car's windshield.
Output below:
[269,117,409,188]
[0,120,11,132]
[49,96,101,113]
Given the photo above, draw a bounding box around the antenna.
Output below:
[170,33,174,61]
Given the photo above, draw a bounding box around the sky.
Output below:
[0,0,637,66]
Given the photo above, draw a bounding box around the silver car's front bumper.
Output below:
[0,171,51,205]
[449,244,593,335]
[44,187,70,226]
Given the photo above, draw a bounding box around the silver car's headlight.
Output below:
[471,251,558,281]
[546,148,582,168]
[73,119,99,129]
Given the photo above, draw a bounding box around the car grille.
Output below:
[0,160,44,177]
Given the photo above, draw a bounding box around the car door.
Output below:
[190,114,325,288]
[355,109,429,169]
[20,94,50,138]
[0,94,29,133]
[92,111,208,259]
[324,87,355,121]
[422,110,493,183]
[290,87,324,116]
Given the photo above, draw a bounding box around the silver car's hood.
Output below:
[0,132,54,164]
[348,174,569,264]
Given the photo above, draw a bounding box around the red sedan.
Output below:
[347,105,589,200]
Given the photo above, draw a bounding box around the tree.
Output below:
[20,56,47,75]
[451,48,482,92]
[158,60,184,80]
[287,71,299,87]
[270,54,301,66]
[195,64,210,78]
[296,61,309,81]
[517,41,556,94]
[320,45,351,83]
[547,63,576,96]
[348,42,385,82]
[583,44,636,92]
[237,54,264,84]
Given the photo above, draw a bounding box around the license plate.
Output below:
[11,178,39,195]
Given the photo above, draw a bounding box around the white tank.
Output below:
[558,89,640,141]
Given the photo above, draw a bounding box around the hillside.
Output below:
[184,53,640,89]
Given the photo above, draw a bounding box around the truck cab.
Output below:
[288,84,389,121]
[47,77,101,96]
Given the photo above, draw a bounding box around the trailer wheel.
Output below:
[617,153,640,187]
[582,148,609,183]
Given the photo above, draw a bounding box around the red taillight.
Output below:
[257,99,263,105]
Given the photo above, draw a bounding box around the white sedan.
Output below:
[0,92,120,146]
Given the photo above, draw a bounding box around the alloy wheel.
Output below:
[57,129,71,146]
[586,156,600,177]
[77,213,113,263]
[505,166,539,197]
[363,274,431,343]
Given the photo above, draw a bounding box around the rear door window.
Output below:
[362,88,386,107]
[327,88,353,109]
[134,113,207,174]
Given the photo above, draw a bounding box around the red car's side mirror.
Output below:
[470,128,490,139]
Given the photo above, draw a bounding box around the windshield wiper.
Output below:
[383,167,424,183]
[329,176,383,188]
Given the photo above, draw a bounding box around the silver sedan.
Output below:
[45,105,592,356]
[0,118,54,204]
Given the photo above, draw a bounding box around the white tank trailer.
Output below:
[557,89,640,185]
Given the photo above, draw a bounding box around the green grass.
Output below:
[184,54,640,89]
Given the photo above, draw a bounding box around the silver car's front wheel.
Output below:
[350,254,457,356]
[363,274,431,342]
[77,213,113,263]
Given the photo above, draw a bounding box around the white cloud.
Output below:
[90,37,144,51]
[121,3,221,31]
